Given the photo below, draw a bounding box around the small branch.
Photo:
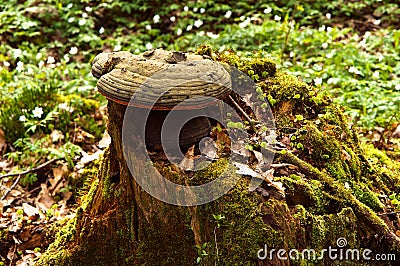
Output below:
[0,157,64,200]
[214,227,219,264]
[1,174,22,200]
[378,211,400,216]
[227,94,257,132]
[0,157,64,180]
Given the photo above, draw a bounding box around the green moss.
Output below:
[351,183,384,211]
[0,228,7,241]
[195,44,214,58]
[57,94,99,113]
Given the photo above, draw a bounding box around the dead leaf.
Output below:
[49,165,69,193]
[231,140,251,161]
[392,124,400,138]
[341,149,352,161]
[179,145,195,170]
[210,123,231,149]
[74,129,95,143]
[260,168,274,183]
[50,130,64,143]
[199,138,218,160]
[35,184,54,211]
[98,131,111,148]
[233,162,259,178]
[22,203,39,218]
[76,150,103,169]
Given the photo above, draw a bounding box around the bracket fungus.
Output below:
[92,49,231,150]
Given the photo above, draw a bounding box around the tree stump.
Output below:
[39,48,400,265]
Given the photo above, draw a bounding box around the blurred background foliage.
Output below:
[0,0,399,161]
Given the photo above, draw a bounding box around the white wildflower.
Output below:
[36,53,42,60]
[59,103,74,113]
[82,12,88,18]
[68,17,74,23]
[67,3,73,9]
[395,84,400,90]
[27,67,34,75]
[170,16,176,22]
[153,14,160,23]
[372,71,380,79]
[145,25,152,30]
[78,19,86,26]
[344,182,350,189]
[313,64,323,71]
[359,39,367,48]
[14,49,23,58]
[327,78,337,85]
[348,66,362,75]
[176,28,182,36]
[58,103,68,110]
[85,6,92,12]
[378,54,384,61]
[183,6,189,12]
[206,32,219,39]
[64,54,70,63]
[225,10,232,19]
[194,19,203,28]
[289,51,295,58]
[16,61,24,71]
[373,19,381,25]
[274,15,281,21]
[321,43,328,49]
[200,8,205,14]
[186,24,193,31]
[314,77,323,86]
[326,13,331,20]
[326,26,332,33]
[47,56,55,64]
[19,115,27,122]
[69,46,78,55]
[99,27,105,34]
[198,31,205,36]
[113,44,121,51]
[318,25,326,31]
[239,17,251,28]
[193,7,198,12]
[326,50,335,59]
[3,61,10,67]
[145,43,153,50]
[38,60,44,68]
[264,7,272,14]
[32,107,43,118]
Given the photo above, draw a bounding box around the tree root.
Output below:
[278,151,400,253]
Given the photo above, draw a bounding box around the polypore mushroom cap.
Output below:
[91,49,231,110]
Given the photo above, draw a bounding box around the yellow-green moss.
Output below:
[56,94,99,112]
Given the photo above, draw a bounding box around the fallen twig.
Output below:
[227,94,257,132]
[0,157,64,200]
[0,157,64,180]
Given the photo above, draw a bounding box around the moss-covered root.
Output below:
[279,151,400,253]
